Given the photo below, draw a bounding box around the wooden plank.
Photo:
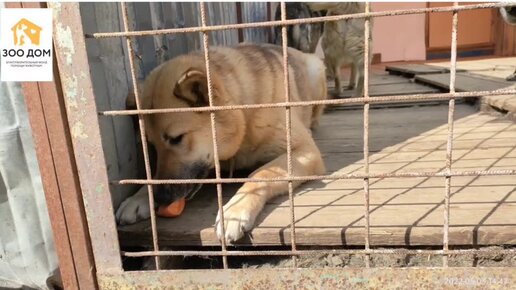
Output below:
[118,185,516,247]
[415,72,514,92]
[327,74,411,89]
[149,2,168,64]
[118,104,516,247]
[385,64,450,77]
[334,82,439,99]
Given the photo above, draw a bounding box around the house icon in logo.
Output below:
[11,18,42,46]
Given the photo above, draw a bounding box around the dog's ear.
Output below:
[173,69,211,107]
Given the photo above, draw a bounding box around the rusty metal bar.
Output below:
[31,72,98,290]
[117,169,516,185]
[49,2,122,274]
[10,3,82,289]
[99,89,516,116]
[13,3,97,289]
[280,1,298,268]
[20,83,89,289]
[362,1,372,268]
[443,2,460,267]
[86,2,511,39]
[122,247,516,258]
[23,60,98,290]
[199,1,229,269]
[21,81,80,290]
[120,1,161,270]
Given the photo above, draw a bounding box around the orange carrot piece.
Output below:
[157,198,186,217]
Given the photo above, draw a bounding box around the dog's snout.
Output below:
[154,184,175,205]
[153,161,211,205]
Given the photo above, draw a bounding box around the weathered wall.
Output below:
[371,2,427,62]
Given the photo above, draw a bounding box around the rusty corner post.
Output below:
[9,1,98,289]
[49,2,123,275]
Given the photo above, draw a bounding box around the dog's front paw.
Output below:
[116,186,151,225]
[215,194,263,243]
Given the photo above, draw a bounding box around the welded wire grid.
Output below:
[102,2,516,270]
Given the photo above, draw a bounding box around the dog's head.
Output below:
[131,55,246,205]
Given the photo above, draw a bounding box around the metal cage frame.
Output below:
[15,1,516,289]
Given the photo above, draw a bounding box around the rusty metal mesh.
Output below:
[93,2,516,270]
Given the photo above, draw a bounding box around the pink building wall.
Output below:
[371,2,427,62]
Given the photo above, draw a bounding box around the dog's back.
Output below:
[143,43,327,129]
[208,44,327,128]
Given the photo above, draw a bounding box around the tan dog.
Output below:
[116,43,327,243]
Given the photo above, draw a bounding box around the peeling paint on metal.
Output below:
[80,92,87,104]
[54,23,76,66]
[52,3,123,272]
[96,183,104,194]
[71,122,88,139]
[49,2,61,12]
[62,75,78,109]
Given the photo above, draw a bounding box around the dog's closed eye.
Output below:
[163,133,184,146]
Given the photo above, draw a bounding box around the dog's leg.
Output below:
[116,186,152,225]
[334,64,342,97]
[310,104,325,129]
[354,60,365,97]
[216,126,325,243]
[324,58,334,81]
[347,64,356,90]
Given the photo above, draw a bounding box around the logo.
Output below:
[1,9,53,82]
[12,18,42,46]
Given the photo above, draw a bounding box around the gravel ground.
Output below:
[123,246,516,270]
